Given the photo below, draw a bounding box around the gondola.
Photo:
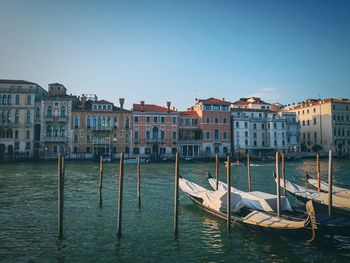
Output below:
[179,176,317,240]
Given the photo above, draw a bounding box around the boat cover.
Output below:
[307,178,350,199]
[209,178,293,212]
[179,177,244,213]
[275,176,350,210]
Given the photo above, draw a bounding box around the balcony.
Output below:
[92,139,111,145]
[92,126,112,132]
[146,138,166,144]
[41,136,66,142]
[45,116,53,122]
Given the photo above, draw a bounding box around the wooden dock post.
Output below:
[226,155,231,231]
[99,155,103,208]
[215,154,219,190]
[57,154,63,238]
[247,154,251,192]
[137,155,141,209]
[174,152,180,236]
[317,154,321,192]
[117,152,124,237]
[328,150,333,216]
[282,152,286,196]
[276,152,281,217]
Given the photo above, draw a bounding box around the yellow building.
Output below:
[0,79,46,160]
[284,98,350,155]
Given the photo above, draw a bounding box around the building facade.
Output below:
[0,79,46,160]
[131,101,178,159]
[231,97,294,157]
[39,83,76,159]
[192,98,231,157]
[71,96,131,159]
[284,98,350,155]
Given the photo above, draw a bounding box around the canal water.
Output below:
[1,158,350,262]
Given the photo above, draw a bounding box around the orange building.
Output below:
[131,101,179,159]
[192,98,231,157]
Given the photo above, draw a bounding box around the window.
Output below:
[15,95,20,105]
[75,116,79,128]
[26,110,31,124]
[26,142,31,150]
[206,117,210,124]
[60,106,65,117]
[214,129,219,140]
[172,117,177,124]
[74,134,78,142]
[215,117,219,124]
[8,95,12,104]
[206,146,211,153]
[273,123,277,129]
[314,118,317,125]
[160,130,165,140]
[262,140,265,146]
[307,120,310,126]
[253,132,257,138]
[103,105,106,110]
[160,148,166,155]
[221,105,228,111]
[134,116,139,124]
[60,126,65,137]
[161,116,165,123]
[223,117,227,124]
[145,148,151,154]
[36,107,40,118]
[236,122,239,128]
[15,130,19,139]
[192,119,198,126]
[98,105,102,110]
[213,105,220,111]
[15,110,19,124]
[282,123,285,129]
[26,95,32,105]
[46,126,52,137]
[26,130,30,139]
[302,120,305,126]
[223,132,227,140]
[254,140,257,146]
[244,122,248,128]
[54,102,59,107]
[125,117,130,129]
[87,116,91,128]
[214,146,219,153]
[262,123,265,129]
[245,139,248,146]
[146,131,150,140]
[204,105,211,110]
[15,142,19,150]
[313,108,316,113]
[314,132,317,139]
[146,116,150,123]
[253,123,257,129]
[154,116,158,123]
[172,131,177,141]
[274,140,277,146]
[86,134,91,143]
[47,106,52,117]
[206,132,210,140]
[134,131,139,141]
[2,95,7,105]
[133,148,140,155]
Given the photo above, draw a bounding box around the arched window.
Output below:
[114,117,118,128]
[27,95,32,105]
[93,117,97,128]
[214,129,219,140]
[74,115,79,128]
[53,126,58,137]
[102,116,106,127]
[15,110,19,124]
[98,116,102,127]
[60,106,65,117]
[35,107,40,118]
[0,95,2,105]
[7,111,11,123]
[2,111,6,123]
[8,95,12,105]
[26,130,30,139]
[87,116,91,128]
[15,130,19,139]
[125,116,130,129]
[2,95,7,105]
[15,95,20,105]
[26,110,31,124]
[46,125,52,137]
[47,106,52,117]
[60,125,65,137]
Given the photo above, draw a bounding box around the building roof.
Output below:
[133,103,177,113]
[197,97,230,105]
[95,99,113,105]
[180,110,199,117]
[284,98,350,111]
[231,108,276,113]
[233,97,271,105]
[0,79,39,85]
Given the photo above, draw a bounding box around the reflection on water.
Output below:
[0,159,350,262]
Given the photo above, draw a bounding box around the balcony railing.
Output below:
[41,136,66,142]
[92,126,112,132]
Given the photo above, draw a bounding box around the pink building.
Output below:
[131,101,179,159]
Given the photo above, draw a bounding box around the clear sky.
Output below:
[0,0,349,110]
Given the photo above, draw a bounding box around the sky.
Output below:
[0,0,349,110]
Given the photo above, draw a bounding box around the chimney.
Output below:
[140,101,145,112]
[119,98,125,110]
[222,98,225,101]
[81,95,86,110]
[167,101,171,112]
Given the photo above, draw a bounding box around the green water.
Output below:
[1,159,350,262]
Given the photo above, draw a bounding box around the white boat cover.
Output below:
[179,177,244,213]
[276,176,350,210]
[307,178,350,199]
[208,178,293,212]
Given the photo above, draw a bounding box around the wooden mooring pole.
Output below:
[247,154,251,192]
[276,152,281,217]
[328,150,333,216]
[226,155,231,231]
[174,152,180,236]
[215,154,219,190]
[137,155,141,209]
[282,153,286,196]
[317,154,321,192]
[117,152,124,237]
[99,155,103,208]
[57,154,64,238]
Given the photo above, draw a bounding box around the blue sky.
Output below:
[0,0,349,110]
